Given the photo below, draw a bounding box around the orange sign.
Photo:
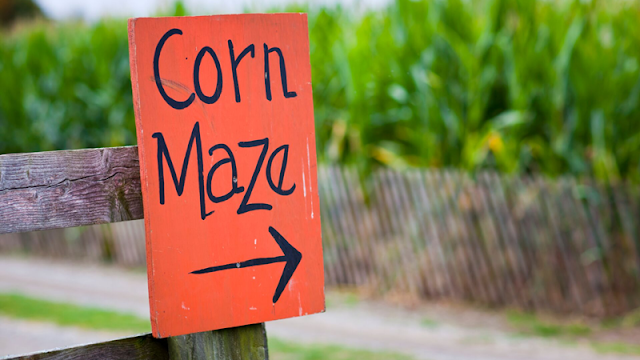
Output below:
[128,14,324,338]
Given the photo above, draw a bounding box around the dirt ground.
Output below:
[0,255,638,360]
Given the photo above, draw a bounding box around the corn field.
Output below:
[2,0,640,182]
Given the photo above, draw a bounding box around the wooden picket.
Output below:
[3,163,640,317]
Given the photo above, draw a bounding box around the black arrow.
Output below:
[190,226,302,303]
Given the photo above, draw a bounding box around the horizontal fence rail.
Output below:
[2,151,640,317]
[8,333,169,360]
[0,146,268,360]
[4,323,268,360]
[0,146,142,233]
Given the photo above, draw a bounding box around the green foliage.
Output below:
[2,0,640,182]
[0,292,151,333]
[0,19,135,153]
[307,0,640,182]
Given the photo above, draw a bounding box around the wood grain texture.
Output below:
[6,325,268,360]
[167,323,268,360]
[0,146,143,234]
[9,333,168,360]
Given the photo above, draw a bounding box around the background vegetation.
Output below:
[2,0,640,182]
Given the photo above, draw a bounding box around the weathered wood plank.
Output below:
[167,323,268,360]
[0,146,142,234]
[8,333,168,360]
[6,324,268,360]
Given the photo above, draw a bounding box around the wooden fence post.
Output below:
[168,324,268,360]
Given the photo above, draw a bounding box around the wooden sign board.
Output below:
[128,14,324,338]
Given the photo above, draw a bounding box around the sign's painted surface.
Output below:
[128,14,324,338]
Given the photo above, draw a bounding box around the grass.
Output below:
[268,338,413,360]
[601,307,640,329]
[591,342,640,356]
[420,318,439,328]
[505,310,640,355]
[5,290,640,357]
[0,292,414,359]
[0,292,151,333]
[325,290,361,309]
[506,310,591,338]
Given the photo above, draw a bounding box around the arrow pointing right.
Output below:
[190,226,302,303]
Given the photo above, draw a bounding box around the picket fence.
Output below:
[2,166,639,317]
